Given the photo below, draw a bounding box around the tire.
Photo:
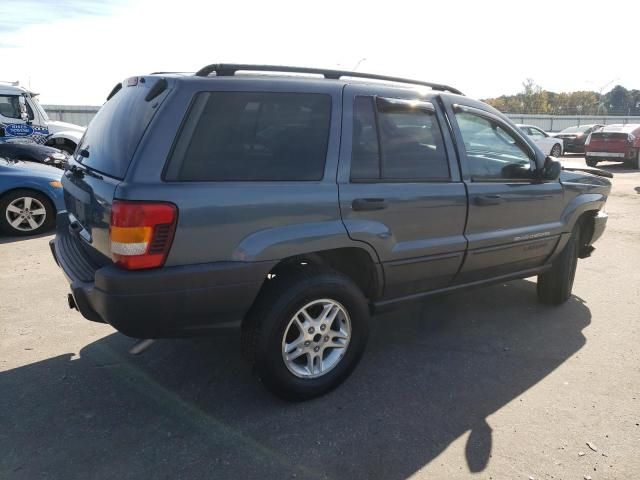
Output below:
[242,266,370,400]
[626,149,640,170]
[585,157,599,167]
[551,143,562,157]
[537,223,581,305]
[57,144,75,155]
[0,189,55,236]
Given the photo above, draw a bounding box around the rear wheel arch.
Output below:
[266,247,382,302]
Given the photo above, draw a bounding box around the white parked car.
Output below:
[0,81,85,153]
[516,124,563,157]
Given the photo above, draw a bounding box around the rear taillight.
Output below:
[110,200,177,270]
[585,133,592,146]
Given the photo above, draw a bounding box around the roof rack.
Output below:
[194,64,463,95]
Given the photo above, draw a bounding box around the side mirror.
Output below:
[541,156,561,181]
[18,96,30,123]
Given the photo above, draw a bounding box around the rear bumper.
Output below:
[586,148,637,162]
[50,215,275,338]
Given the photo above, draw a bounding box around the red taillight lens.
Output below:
[110,200,177,270]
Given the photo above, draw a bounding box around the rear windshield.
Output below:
[165,92,332,181]
[560,126,591,134]
[77,78,169,179]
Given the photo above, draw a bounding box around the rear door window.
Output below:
[350,96,450,181]
[165,92,332,181]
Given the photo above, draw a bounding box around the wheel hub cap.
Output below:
[281,298,351,379]
[5,197,46,232]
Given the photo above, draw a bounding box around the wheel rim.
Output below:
[281,298,351,379]
[552,145,561,157]
[5,197,47,232]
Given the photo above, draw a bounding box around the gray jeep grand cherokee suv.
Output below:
[51,64,610,399]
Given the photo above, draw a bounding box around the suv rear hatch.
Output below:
[587,131,630,153]
[62,76,171,264]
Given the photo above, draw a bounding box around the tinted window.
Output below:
[378,100,449,180]
[0,95,21,119]
[351,96,380,180]
[456,111,533,181]
[350,96,449,181]
[167,92,331,181]
[78,78,170,179]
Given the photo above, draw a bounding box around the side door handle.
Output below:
[352,198,388,211]
[474,194,503,206]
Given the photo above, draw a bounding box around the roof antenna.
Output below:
[352,57,367,71]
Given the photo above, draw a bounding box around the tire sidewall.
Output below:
[256,273,369,399]
[0,189,55,236]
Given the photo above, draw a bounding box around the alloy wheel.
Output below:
[281,298,351,379]
[5,196,47,232]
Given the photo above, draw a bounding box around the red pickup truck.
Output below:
[585,124,640,169]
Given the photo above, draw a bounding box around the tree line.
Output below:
[483,79,640,116]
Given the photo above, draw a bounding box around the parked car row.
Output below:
[0,83,85,236]
[516,122,640,169]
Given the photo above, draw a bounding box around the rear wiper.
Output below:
[68,164,103,180]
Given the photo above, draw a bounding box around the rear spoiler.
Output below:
[562,166,613,179]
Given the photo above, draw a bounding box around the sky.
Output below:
[1,0,639,105]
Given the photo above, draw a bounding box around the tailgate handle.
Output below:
[352,198,388,211]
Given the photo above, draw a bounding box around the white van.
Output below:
[0,81,84,153]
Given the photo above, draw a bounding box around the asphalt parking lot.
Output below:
[1,157,639,480]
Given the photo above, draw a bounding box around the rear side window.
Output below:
[166,92,332,181]
[77,78,170,179]
[350,96,450,181]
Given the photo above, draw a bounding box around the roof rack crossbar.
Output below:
[194,64,462,95]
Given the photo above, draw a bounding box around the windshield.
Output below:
[560,126,589,134]
[29,95,50,122]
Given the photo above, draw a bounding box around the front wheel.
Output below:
[627,149,640,170]
[537,224,581,305]
[242,267,370,400]
[551,143,562,157]
[586,157,599,167]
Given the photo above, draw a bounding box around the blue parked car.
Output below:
[0,157,64,236]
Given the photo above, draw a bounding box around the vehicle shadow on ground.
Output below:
[0,230,53,245]
[0,280,590,480]
[594,162,639,174]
